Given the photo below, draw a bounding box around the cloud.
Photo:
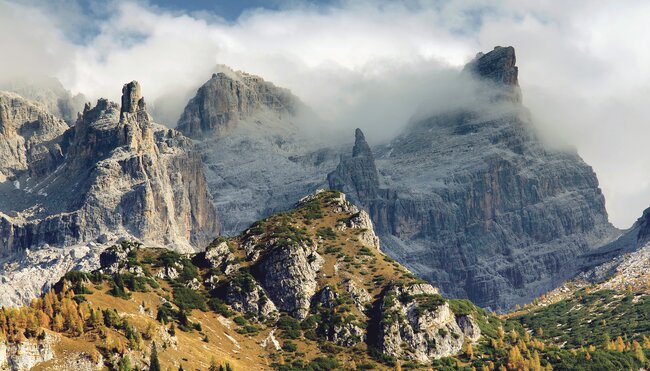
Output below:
[1,0,649,228]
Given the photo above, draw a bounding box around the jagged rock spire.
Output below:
[352,128,373,158]
[120,81,144,119]
[328,128,380,201]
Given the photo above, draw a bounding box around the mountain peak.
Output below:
[177,70,298,138]
[352,128,372,158]
[465,46,519,86]
[120,80,144,119]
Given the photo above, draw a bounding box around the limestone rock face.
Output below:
[225,273,278,319]
[0,332,56,370]
[176,68,339,234]
[463,45,521,102]
[0,82,219,256]
[253,241,324,319]
[329,46,619,311]
[378,283,477,362]
[177,69,297,138]
[0,76,86,124]
[0,92,69,182]
[328,128,380,201]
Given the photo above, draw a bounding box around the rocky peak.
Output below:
[464,46,521,103]
[120,80,144,119]
[328,129,380,201]
[352,128,373,158]
[0,82,219,255]
[176,68,298,138]
[465,46,518,86]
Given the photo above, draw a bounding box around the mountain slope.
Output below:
[2,190,643,370]
[328,46,620,311]
[0,190,499,370]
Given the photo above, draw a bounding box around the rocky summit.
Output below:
[176,67,339,235]
[329,46,620,311]
[0,81,219,255]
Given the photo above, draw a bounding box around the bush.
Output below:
[172,286,207,311]
[282,340,297,352]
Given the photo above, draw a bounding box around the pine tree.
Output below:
[119,355,132,371]
[633,340,646,363]
[209,357,219,371]
[149,342,161,371]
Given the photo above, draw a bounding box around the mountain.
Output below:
[0,190,494,369]
[328,46,620,311]
[1,190,643,370]
[176,67,339,235]
[0,81,218,254]
[0,82,219,306]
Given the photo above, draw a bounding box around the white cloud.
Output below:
[1,0,649,228]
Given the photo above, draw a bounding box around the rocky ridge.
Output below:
[0,81,219,256]
[199,190,485,364]
[0,76,86,124]
[329,46,620,311]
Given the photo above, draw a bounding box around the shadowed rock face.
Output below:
[0,81,219,254]
[328,128,380,200]
[464,46,522,103]
[329,46,619,311]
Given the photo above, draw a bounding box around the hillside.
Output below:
[2,190,646,370]
[0,190,495,370]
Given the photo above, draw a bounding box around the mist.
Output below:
[1,0,650,229]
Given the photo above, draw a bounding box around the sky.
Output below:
[1,0,649,228]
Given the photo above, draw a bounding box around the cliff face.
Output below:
[0,82,219,255]
[329,46,619,311]
[0,92,69,182]
[176,68,338,234]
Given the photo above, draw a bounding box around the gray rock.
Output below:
[176,68,339,235]
[225,273,278,319]
[177,68,297,138]
[329,47,620,311]
[253,240,324,319]
[0,76,86,124]
[378,283,473,362]
[0,81,219,258]
[0,332,56,370]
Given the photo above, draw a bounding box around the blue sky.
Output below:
[149,0,331,21]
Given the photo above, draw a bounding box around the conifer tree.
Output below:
[149,342,161,371]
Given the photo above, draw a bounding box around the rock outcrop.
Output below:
[378,283,476,362]
[175,67,339,234]
[0,92,69,182]
[0,332,56,370]
[0,76,86,124]
[254,240,324,319]
[328,128,380,201]
[196,190,483,363]
[329,46,620,311]
[0,82,219,257]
